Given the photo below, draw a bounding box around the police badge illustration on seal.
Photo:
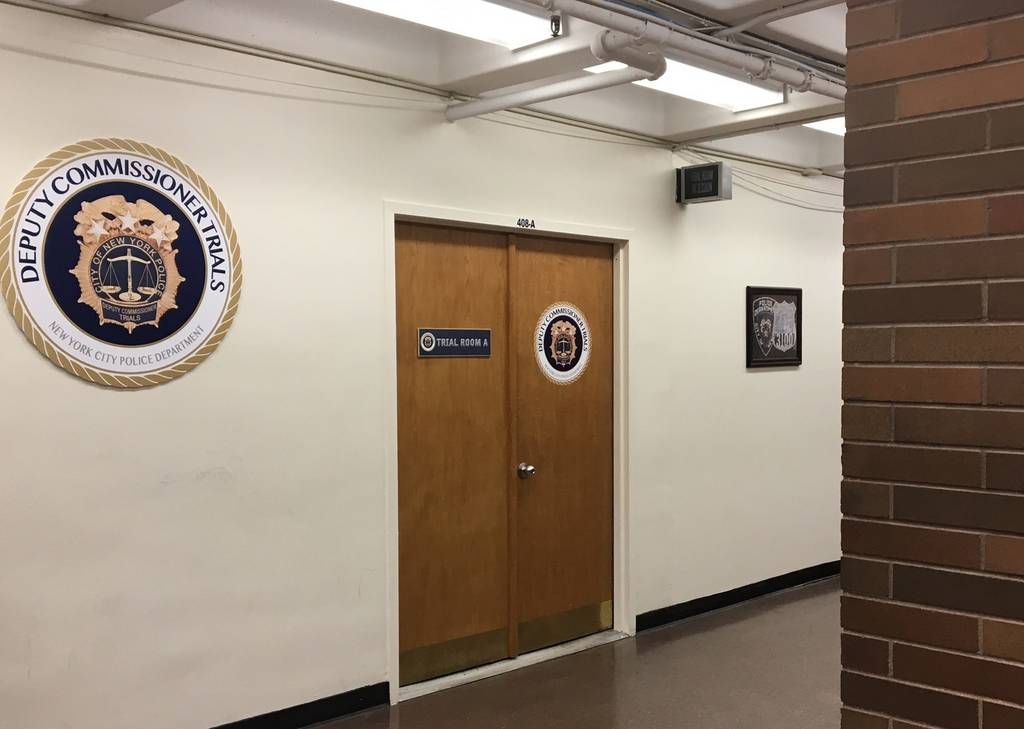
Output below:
[69,196,185,333]
[0,138,242,388]
[549,319,578,368]
[535,302,591,385]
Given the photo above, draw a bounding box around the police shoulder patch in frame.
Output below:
[746,286,802,368]
[535,301,591,385]
[0,138,242,387]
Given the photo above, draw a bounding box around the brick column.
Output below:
[842,2,1024,729]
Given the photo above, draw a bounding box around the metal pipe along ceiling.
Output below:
[591,30,667,74]
[527,0,846,100]
[446,63,664,121]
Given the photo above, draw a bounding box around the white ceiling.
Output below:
[35,0,846,169]
[767,5,847,59]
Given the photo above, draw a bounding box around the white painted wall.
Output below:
[0,5,842,728]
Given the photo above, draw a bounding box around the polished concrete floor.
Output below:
[327,578,840,729]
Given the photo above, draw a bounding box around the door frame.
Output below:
[382,201,633,703]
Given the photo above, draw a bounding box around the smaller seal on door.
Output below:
[535,301,591,385]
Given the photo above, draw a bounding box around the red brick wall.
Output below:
[842,2,1024,728]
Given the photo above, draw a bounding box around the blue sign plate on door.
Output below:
[418,328,492,358]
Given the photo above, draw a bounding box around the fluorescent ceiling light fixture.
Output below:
[333,0,550,49]
[804,117,846,136]
[587,60,783,112]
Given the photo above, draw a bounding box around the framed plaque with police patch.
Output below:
[0,138,241,387]
[746,286,801,368]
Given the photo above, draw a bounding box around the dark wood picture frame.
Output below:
[746,286,802,368]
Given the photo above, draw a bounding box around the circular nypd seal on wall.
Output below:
[0,139,241,388]
[535,301,591,385]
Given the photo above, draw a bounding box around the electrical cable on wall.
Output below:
[679,149,843,195]
[710,164,844,197]
[675,149,843,213]
[485,111,667,148]
[730,176,844,213]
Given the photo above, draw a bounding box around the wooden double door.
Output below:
[396,222,614,686]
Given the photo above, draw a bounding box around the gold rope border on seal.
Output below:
[0,138,243,388]
[535,300,590,386]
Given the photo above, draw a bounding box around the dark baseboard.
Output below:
[210,563,838,725]
[635,560,840,633]
[212,682,389,729]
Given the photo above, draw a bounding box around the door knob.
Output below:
[517,463,537,480]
